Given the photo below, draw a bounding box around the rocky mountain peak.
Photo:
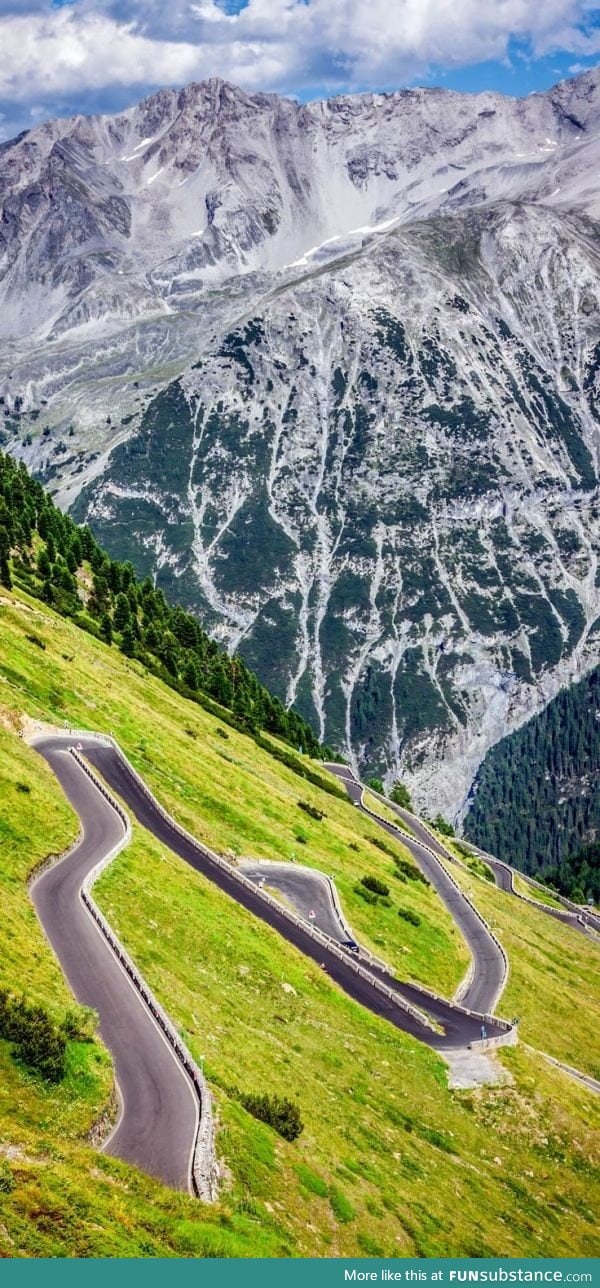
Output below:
[1,68,599,816]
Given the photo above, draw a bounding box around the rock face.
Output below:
[2,72,600,815]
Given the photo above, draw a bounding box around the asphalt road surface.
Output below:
[238,859,509,1044]
[31,738,199,1192]
[342,769,600,938]
[33,733,508,1120]
[81,737,507,1046]
[239,861,346,941]
[325,764,507,1015]
[465,844,600,936]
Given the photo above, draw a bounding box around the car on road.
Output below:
[342,939,360,954]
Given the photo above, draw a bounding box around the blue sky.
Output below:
[1,0,600,140]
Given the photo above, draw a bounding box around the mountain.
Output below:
[463,663,600,900]
[2,70,600,816]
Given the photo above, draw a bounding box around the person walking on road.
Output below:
[480,1023,487,1040]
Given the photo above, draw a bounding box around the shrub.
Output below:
[15,782,31,794]
[357,1232,384,1255]
[354,883,377,905]
[254,736,346,799]
[61,1005,98,1042]
[14,1007,67,1083]
[367,777,384,794]
[295,832,308,845]
[0,1161,15,1194]
[390,780,413,809]
[420,1125,458,1154]
[215,727,229,740]
[371,836,398,858]
[434,813,455,837]
[0,989,67,1082]
[297,800,325,821]
[238,1092,304,1142]
[360,874,390,898]
[25,632,45,650]
[398,907,421,926]
[394,856,429,886]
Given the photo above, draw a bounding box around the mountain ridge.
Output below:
[1,68,600,815]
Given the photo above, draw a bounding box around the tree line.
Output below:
[0,449,334,764]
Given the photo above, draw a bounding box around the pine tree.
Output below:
[37,549,51,579]
[99,613,113,645]
[183,658,199,690]
[113,592,131,631]
[120,623,136,657]
[0,527,12,589]
[390,781,412,809]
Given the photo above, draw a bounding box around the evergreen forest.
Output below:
[464,665,600,902]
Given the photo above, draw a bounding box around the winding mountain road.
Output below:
[332,768,600,938]
[239,861,346,942]
[31,740,199,1192]
[73,735,509,1047]
[29,732,518,1190]
[464,844,600,936]
[325,765,508,1014]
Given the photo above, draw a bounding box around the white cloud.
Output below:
[0,0,599,106]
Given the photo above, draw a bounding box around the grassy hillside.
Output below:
[0,587,599,1256]
[0,588,467,996]
[511,874,564,910]
[432,851,600,1080]
[438,834,565,906]
[0,723,287,1257]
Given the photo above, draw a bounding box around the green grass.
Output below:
[362,790,405,829]
[0,588,468,1000]
[512,873,564,909]
[447,835,565,908]
[0,723,288,1257]
[445,841,495,883]
[0,719,80,1010]
[436,856,600,1079]
[0,586,599,1256]
[94,821,600,1256]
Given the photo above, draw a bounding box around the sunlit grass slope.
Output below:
[0,723,289,1257]
[0,587,467,996]
[435,853,600,1080]
[96,823,600,1258]
[0,586,599,1256]
[511,873,564,909]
